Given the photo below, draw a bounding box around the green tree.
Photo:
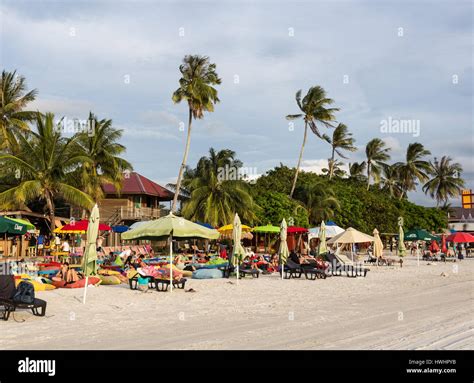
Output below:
[0,113,94,231]
[0,70,38,153]
[365,138,391,190]
[171,55,221,212]
[380,164,403,198]
[181,148,257,226]
[297,181,340,225]
[394,143,432,198]
[322,123,356,179]
[286,86,339,197]
[348,161,367,182]
[422,156,464,206]
[75,112,133,202]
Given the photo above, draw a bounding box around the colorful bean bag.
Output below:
[192,269,223,279]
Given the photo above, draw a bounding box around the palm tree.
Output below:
[322,123,356,179]
[394,143,432,198]
[298,181,340,224]
[75,113,133,202]
[0,113,94,231]
[171,55,221,212]
[286,86,339,197]
[180,148,257,226]
[365,138,391,190]
[348,161,367,182]
[0,70,38,153]
[380,164,403,198]
[322,160,346,178]
[422,156,464,206]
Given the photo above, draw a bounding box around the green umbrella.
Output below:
[5,217,35,231]
[252,225,280,233]
[318,221,327,256]
[0,216,27,235]
[278,218,289,280]
[232,213,246,279]
[82,203,100,304]
[398,224,406,257]
[122,213,219,290]
[404,228,439,242]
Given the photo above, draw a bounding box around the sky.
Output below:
[1,0,472,206]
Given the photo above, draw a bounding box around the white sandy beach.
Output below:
[1,258,473,350]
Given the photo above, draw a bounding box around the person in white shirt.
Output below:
[61,240,70,253]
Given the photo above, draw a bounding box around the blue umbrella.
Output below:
[196,221,215,229]
[112,225,129,233]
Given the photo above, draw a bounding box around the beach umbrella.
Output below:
[82,204,100,304]
[252,225,280,233]
[327,227,375,261]
[5,217,35,232]
[55,219,111,234]
[0,216,27,235]
[218,223,251,234]
[404,229,439,242]
[318,221,327,256]
[446,232,474,243]
[196,221,215,229]
[231,213,246,280]
[309,224,344,239]
[278,218,289,280]
[287,226,308,234]
[398,224,406,257]
[430,240,440,253]
[441,234,447,253]
[373,228,384,259]
[122,213,219,290]
[112,225,129,233]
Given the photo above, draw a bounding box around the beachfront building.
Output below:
[100,171,174,228]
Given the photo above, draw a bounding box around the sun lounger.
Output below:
[128,274,187,291]
[327,253,369,277]
[0,297,47,321]
[282,259,304,279]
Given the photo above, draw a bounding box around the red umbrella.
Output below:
[57,219,111,233]
[287,226,309,234]
[429,240,440,253]
[441,234,447,253]
[446,232,474,243]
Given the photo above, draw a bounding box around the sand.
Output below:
[1,257,473,350]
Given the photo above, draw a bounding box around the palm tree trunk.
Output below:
[46,192,56,233]
[329,147,335,180]
[367,162,371,190]
[171,108,193,212]
[289,122,308,198]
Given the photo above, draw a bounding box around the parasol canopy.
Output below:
[218,223,251,234]
[373,228,384,258]
[0,216,27,235]
[54,220,111,234]
[287,226,308,234]
[252,224,280,233]
[404,229,439,242]
[446,232,474,243]
[327,227,375,244]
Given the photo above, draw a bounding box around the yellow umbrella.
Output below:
[373,228,384,259]
[218,224,251,234]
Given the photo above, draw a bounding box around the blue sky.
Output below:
[1,0,472,206]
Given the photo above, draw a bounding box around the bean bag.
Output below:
[192,269,223,279]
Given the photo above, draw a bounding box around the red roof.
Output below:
[102,172,174,200]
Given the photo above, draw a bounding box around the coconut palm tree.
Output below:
[171,55,221,212]
[348,161,367,182]
[322,123,356,179]
[422,156,464,206]
[394,143,432,198]
[0,113,94,231]
[75,113,133,202]
[297,181,340,224]
[365,138,391,190]
[180,148,257,226]
[0,70,38,153]
[286,86,339,197]
[380,164,403,198]
[322,160,346,178]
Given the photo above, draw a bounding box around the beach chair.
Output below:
[0,297,47,321]
[326,253,369,278]
[282,259,303,279]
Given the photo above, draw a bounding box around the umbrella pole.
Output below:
[170,235,173,292]
[83,244,89,305]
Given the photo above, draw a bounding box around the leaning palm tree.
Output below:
[380,164,403,198]
[0,70,38,153]
[75,113,133,202]
[422,156,464,206]
[365,138,391,190]
[286,86,339,197]
[181,149,257,226]
[322,123,356,179]
[0,113,94,231]
[171,55,221,212]
[394,143,432,199]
